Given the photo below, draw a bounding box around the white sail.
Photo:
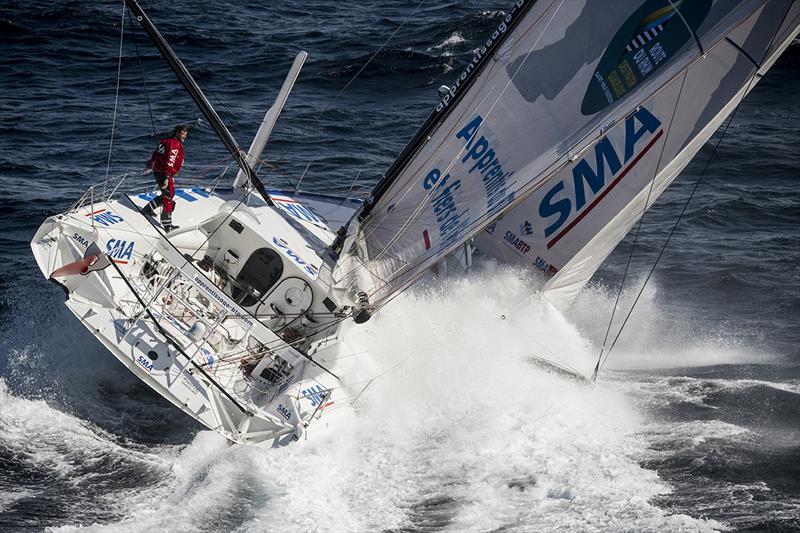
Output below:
[332,0,799,309]
[474,0,800,307]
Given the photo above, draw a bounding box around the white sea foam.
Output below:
[430,32,466,50]
[48,269,725,532]
[567,280,775,370]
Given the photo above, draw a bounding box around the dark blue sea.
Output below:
[0,1,798,531]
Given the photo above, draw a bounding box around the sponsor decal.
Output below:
[420,113,518,252]
[85,208,124,227]
[456,116,515,213]
[582,0,711,115]
[71,233,89,247]
[139,188,207,203]
[422,167,470,249]
[272,196,326,225]
[539,106,662,248]
[521,221,533,236]
[135,354,154,373]
[503,231,531,255]
[35,236,55,248]
[272,236,319,278]
[435,1,525,114]
[106,238,135,263]
[276,403,292,421]
[191,274,254,330]
[533,256,558,278]
[302,384,334,408]
[485,222,497,235]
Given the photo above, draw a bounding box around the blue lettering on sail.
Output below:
[420,114,521,251]
[422,168,471,248]
[538,107,662,240]
[456,116,515,213]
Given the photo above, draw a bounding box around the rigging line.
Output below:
[363,1,771,308]
[595,5,790,377]
[598,100,746,376]
[359,0,541,226]
[496,304,580,374]
[337,0,427,98]
[289,1,427,189]
[724,37,761,69]
[368,1,565,288]
[109,259,253,416]
[591,72,690,383]
[104,0,128,199]
[127,9,157,138]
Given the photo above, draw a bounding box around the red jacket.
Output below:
[148,137,184,176]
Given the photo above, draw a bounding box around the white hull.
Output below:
[31,184,360,445]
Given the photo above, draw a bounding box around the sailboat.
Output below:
[29,0,799,446]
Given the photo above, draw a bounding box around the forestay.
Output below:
[332,0,799,309]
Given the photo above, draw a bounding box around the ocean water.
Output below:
[0,1,798,531]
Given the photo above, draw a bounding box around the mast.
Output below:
[357,0,537,222]
[124,0,273,206]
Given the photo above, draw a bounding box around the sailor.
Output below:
[142,125,188,232]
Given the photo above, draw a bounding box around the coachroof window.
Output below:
[232,248,284,307]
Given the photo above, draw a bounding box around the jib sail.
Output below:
[473,0,799,306]
[332,0,799,309]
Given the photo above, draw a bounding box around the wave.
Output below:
[2,267,728,532]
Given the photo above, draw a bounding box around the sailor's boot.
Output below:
[160,212,179,233]
[141,199,157,218]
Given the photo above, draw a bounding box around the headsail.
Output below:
[473,0,800,307]
[332,0,799,309]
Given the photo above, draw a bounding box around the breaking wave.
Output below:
[1,267,738,532]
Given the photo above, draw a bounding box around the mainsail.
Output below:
[332,0,799,309]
